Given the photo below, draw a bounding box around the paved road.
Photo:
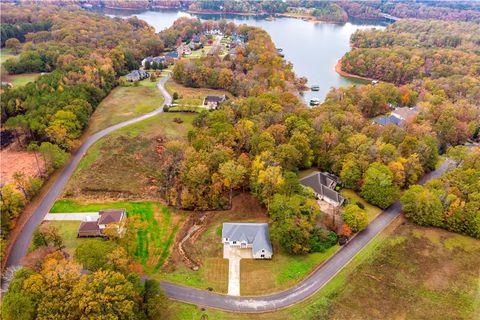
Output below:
[5,76,172,269]
[160,159,454,312]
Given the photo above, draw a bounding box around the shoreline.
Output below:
[335,59,376,82]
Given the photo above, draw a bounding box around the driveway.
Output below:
[161,160,454,312]
[44,212,99,221]
[223,244,253,296]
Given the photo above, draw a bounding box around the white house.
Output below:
[222,223,272,259]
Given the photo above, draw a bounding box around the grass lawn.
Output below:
[340,189,382,222]
[50,199,184,272]
[1,48,41,87]
[160,196,339,296]
[162,220,480,320]
[36,220,88,256]
[87,79,164,133]
[62,112,194,200]
[165,79,231,108]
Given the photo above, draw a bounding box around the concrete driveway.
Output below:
[223,244,253,296]
[44,212,99,221]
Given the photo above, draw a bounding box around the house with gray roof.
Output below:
[300,171,345,207]
[373,107,418,127]
[126,70,149,82]
[222,223,272,259]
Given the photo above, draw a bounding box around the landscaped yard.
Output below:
[165,79,231,109]
[50,199,184,272]
[86,79,164,134]
[160,193,340,296]
[161,220,480,320]
[62,112,195,200]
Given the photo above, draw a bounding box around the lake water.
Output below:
[101,8,385,102]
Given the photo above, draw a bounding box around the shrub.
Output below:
[309,228,337,253]
[172,92,179,100]
[342,204,369,233]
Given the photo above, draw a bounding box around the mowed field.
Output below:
[86,79,164,134]
[49,200,184,272]
[165,79,231,108]
[62,112,195,200]
[162,220,480,320]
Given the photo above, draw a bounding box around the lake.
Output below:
[101,8,386,102]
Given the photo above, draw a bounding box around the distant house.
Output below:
[142,56,166,68]
[192,34,201,43]
[374,107,418,127]
[222,223,272,259]
[300,171,345,207]
[203,95,228,109]
[78,209,126,238]
[177,44,192,56]
[165,50,179,63]
[126,70,149,82]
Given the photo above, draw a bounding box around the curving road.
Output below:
[5,74,455,313]
[160,159,454,312]
[5,76,172,269]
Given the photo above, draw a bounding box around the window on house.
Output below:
[233,241,237,244]
[261,254,265,258]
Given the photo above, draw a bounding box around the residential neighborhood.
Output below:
[1,2,479,320]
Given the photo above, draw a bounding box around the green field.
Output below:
[87,79,164,133]
[161,220,480,320]
[165,79,231,108]
[62,112,194,200]
[50,199,183,272]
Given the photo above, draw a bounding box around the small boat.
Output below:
[277,48,283,52]
[265,16,275,21]
[309,98,320,106]
[278,53,285,57]
[371,80,379,85]
[311,85,320,91]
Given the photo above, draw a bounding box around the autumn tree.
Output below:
[342,204,368,233]
[361,162,400,208]
[219,160,247,208]
[5,37,21,54]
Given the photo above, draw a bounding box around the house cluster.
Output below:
[77,209,126,238]
[222,222,273,259]
[300,171,345,208]
[203,95,228,110]
[374,106,419,127]
[126,69,149,82]
[141,51,179,70]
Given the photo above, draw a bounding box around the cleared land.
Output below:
[62,112,194,200]
[161,193,339,296]
[87,79,164,134]
[163,220,480,320]
[0,147,45,185]
[165,79,231,109]
[49,199,183,272]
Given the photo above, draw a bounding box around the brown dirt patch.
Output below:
[1,146,45,184]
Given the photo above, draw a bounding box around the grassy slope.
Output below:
[50,199,183,272]
[62,112,194,200]
[163,221,480,320]
[87,79,164,134]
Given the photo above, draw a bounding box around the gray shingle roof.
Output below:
[222,223,272,254]
[300,171,345,205]
[374,115,402,126]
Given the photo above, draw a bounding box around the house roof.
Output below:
[374,115,402,126]
[98,209,125,225]
[300,171,344,205]
[166,51,179,58]
[204,95,226,104]
[222,223,272,254]
[78,221,101,235]
[126,70,148,79]
[391,107,418,120]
